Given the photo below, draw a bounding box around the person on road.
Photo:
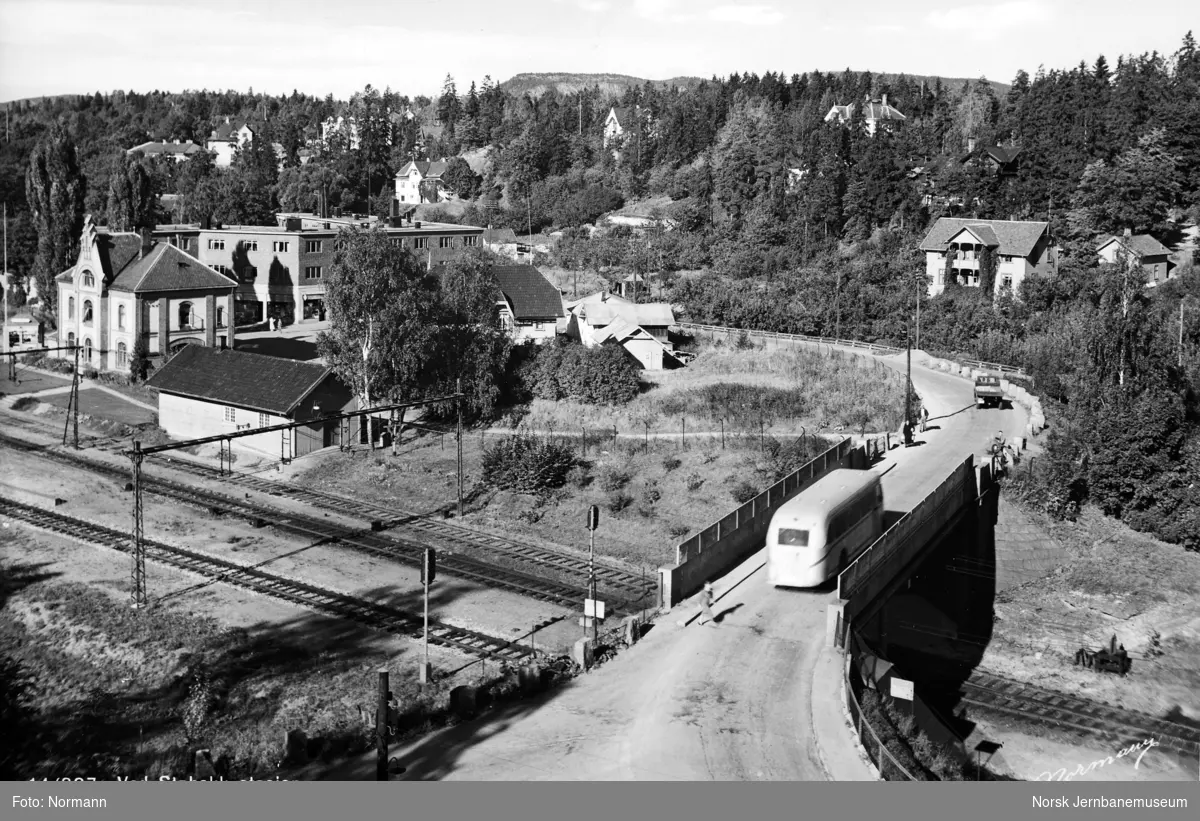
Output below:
[699,581,716,626]
[920,407,929,433]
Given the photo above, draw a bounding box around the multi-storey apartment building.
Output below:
[153,213,484,326]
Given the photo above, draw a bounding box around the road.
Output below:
[305,352,1028,781]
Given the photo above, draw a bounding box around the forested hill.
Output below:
[499,73,706,97]
[498,71,1007,100]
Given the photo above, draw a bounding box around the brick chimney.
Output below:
[139,228,153,259]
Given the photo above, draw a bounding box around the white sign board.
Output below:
[890,677,914,701]
[584,599,606,620]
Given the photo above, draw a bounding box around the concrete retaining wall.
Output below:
[658,438,862,611]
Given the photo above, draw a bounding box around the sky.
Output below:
[0,0,1194,103]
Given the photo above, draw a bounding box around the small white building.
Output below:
[492,265,565,345]
[395,160,449,204]
[206,118,255,168]
[145,345,357,460]
[1096,232,1175,287]
[566,291,679,370]
[824,95,907,136]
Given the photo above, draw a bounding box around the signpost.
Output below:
[419,548,436,685]
[585,505,601,643]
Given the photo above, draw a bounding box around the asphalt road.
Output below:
[307,351,1028,781]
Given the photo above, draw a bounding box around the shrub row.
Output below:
[481,435,577,493]
[530,340,641,405]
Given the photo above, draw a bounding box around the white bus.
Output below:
[766,469,885,588]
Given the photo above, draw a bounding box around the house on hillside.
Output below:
[395,160,449,204]
[483,227,521,259]
[145,345,357,460]
[960,140,1022,176]
[206,118,255,168]
[127,139,204,163]
[492,265,565,344]
[919,218,1056,297]
[56,216,237,372]
[321,115,361,150]
[566,291,679,370]
[824,95,906,136]
[1097,231,1175,287]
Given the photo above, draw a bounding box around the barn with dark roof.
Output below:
[56,215,237,372]
[146,345,356,459]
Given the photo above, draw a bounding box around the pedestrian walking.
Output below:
[699,581,716,626]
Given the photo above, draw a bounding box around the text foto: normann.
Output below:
[13,796,108,809]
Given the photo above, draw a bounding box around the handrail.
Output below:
[838,457,972,600]
[674,320,1028,377]
[841,626,919,781]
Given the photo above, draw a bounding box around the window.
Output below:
[83,337,92,362]
[778,528,809,547]
[304,266,322,280]
[208,239,225,251]
[242,240,259,252]
[68,297,75,320]
[439,236,454,249]
[82,300,93,325]
[216,306,225,328]
[413,237,428,250]
[463,236,477,247]
[82,270,95,288]
[273,241,290,253]
[116,342,128,367]
[178,238,191,251]
[305,240,322,253]
[117,304,126,330]
[225,407,236,423]
[179,301,194,329]
[258,413,270,428]
[67,332,75,348]
[390,238,403,247]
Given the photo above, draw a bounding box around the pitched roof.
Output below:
[396,160,449,179]
[919,218,1049,257]
[565,290,632,312]
[862,101,906,121]
[953,223,1000,248]
[1098,234,1172,258]
[128,141,203,157]
[578,299,675,328]
[609,106,633,126]
[109,242,238,293]
[57,229,143,284]
[492,265,565,320]
[593,316,653,344]
[146,345,337,416]
[211,118,253,141]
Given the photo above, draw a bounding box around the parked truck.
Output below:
[974,374,1004,409]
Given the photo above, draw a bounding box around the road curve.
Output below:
[308,352,1028,781]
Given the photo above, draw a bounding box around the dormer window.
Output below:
[81,270,95,288]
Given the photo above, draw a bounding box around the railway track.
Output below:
[962,671,1200,758]
[0,495,536,663]
[0,429,652,613]
[147,451,653,601]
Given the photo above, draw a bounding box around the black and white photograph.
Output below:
[0,0,1197,807]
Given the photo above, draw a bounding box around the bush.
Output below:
[684,472,705,491]
[657,383,808,427]
[637,480,661,517]
[129,338,150,383]
[10,396,39,412]
[662,456,682,473]
[607,491,633,513]
[530,339,641,405]
[668,523,691,539]
[481,435,577,493]
[599,467,631,492]
[731,481,758,504]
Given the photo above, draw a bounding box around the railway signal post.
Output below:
[584,505,601,643]
[129,440,146,609]
[419,547,436,685]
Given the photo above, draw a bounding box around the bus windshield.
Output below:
[778,528,809,546]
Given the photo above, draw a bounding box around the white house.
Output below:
[321,115,361,149]
[918,218,1056,297]
[492,265,565,345]
[206,118,256,168]
[127,140,204,164]
[1097,232,1175,287]
[145,345,357,460]
[824,95,906,136]
[395,160,449,204]
[566,291,679,370]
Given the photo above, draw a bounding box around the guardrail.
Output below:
[674,437,852,565]
[675,321,1028,378]
[838,456,975,602]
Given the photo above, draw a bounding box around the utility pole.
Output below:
[915,279,921,351]
[376,668,389,781]
[586,505,599,644]
[456,378,463,518]
[3,201,8,362]
[130,441,147,608]
[905,323,913,446]
[420,548,435,685]
[62,346,79,449]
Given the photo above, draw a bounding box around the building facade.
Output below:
[824,95,907,136]
[153,213,484,326]
[395,160,449,204]
[205,118,256,168]
[56,216,237,372]
[919,218,1056,297]
[1097,233,1175,287]
[127,139,204,163]
[492,265,564,345]
[146,344,356,460]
